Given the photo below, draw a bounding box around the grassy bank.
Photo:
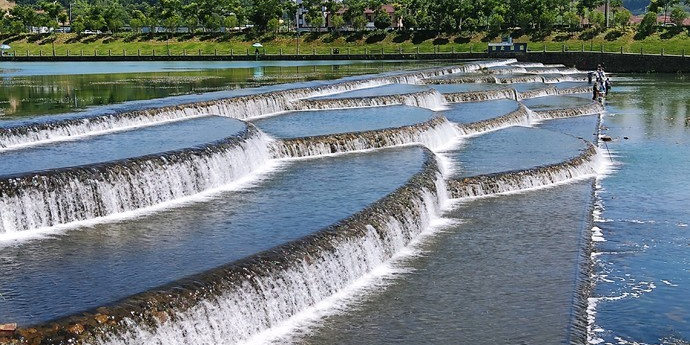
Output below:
[1,27,689,57]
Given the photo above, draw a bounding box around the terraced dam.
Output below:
[0,59,609,345]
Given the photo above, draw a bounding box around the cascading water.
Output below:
[293,89,448,112]
[530,103,605,121]
[443,88,517,103]
[446,144,601,199]
[274,116,459,158]
[516,86,560,100]
[455,105,531,136]
[16,151,447,345]
[0,126,274,234]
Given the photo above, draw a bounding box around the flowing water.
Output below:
[0,60,685,345]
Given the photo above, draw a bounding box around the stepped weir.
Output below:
[0,59,608,345]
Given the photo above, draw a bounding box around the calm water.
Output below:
[253,105,436,138]
[442,99,520,123]
[0,61,439,118]
[448,126,590,178]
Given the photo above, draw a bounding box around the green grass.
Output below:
[1,27,689,57]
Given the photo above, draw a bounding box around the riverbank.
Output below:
[2,51,689,73]
[1,27,689,58]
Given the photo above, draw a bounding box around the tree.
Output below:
[373,10,390,30]
[637,11,657,36]
[351,15,367,31]
[488,13,504,33]
[669,6,687,26]
[613,8,631,27]
[563,11,581,30]
[224,14,238,31]
[648,0,680,25]
[330,14,345,32]
[250,0,282,31]
[587,9,605,31]
[267,17,280,33]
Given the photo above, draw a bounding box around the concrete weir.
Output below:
[446,144,599,198]
[3,150,446,345]
[531,102,606,120]
[443,88,518,103]
[455,104,531,136]
[273,116,459,158]
[0,125,273,234]
[293,89,447,111]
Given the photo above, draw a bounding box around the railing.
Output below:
[0,44,687,58]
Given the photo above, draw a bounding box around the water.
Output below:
[449,126,591,178]
[0,146,428,325]
[253,105,436,138]
[298,180,595,345]
[0,60,685,345]
[442,99,520,124]
[0,61,440,118]
[0,116,245,175]
[521,94,594,110]
[588,74,690,345]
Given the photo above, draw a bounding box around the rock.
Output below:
[94,314,109,324]
[67,323,84,335]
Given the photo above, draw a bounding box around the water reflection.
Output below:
[0,61,441,118]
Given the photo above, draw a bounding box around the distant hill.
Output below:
[623,0,650,15]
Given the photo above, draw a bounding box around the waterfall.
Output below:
[13,150,447,345]
[496,75,545,84]
[455,105,530,136]
[293,89,448,111]
[542,74,589,83]
[446,144,600,199]
[274,116,459,158]
[557,86,592,96]
[421,75,499,84]
[482,67,528,75]
[509,62,546,68]
[530,103,605,120]
[443,88,517,103]
[516,86,560,100]
[0,126,274,235]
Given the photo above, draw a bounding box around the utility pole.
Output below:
[605,0,610,28]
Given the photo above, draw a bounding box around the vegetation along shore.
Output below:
[0,0,689,58]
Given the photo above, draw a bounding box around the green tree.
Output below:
[637,11,657,36]
[330,14,345,32]
[648,0,680,25]
[267,17,280,33]
[373,10,390,30]
[250,0,281,31]
[669,6,687,26]
[613,8,631,27]
[351,14,367,31]
[224,14,238,31]
[488,13,505,33]
[563,11,581,30]
[587,9,605,31]
[9,4,37,30]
